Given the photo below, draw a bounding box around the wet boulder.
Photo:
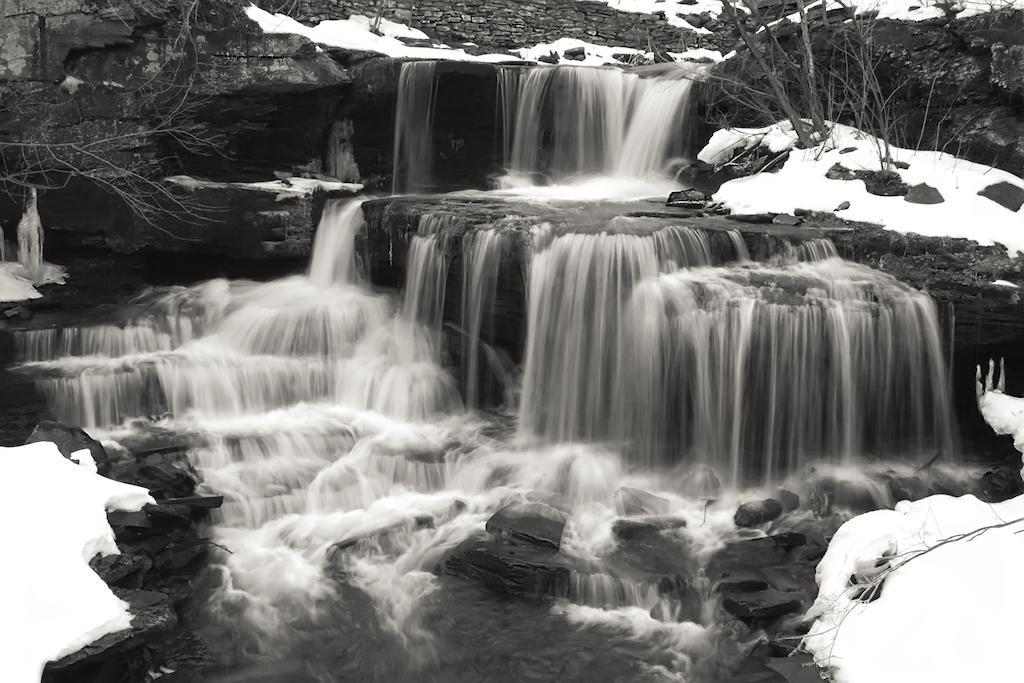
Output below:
[734,498,784,527]
[978,181,1024,211]
[444,533,575,599]
[707,533,820,625]
[486,501,567,550]
[806,472,888,515]
[776,489,800,512]
[722,590,805,622]
[26,420,108,472]
[611,516,687,541]
[615,486,671,516]
[666,189,709,208]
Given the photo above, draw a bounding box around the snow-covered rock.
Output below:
[2,441,154,682]
[699,121,1024,255]
[803,492,1024,683]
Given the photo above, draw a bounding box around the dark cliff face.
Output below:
[1,0,353,257]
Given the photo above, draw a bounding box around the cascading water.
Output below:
[518,228,955,486]
[392,61,438,194]
[500,65,701,186]
[460,228,504,408]
[8,53,970,682]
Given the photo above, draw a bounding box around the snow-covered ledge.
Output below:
[3,442,154,681]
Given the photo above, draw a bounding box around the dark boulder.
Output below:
[978,181,1024,211]
[904,183,944,204]
[486,501,567,550]
[980,466,1024,503]
[777,488,800,512]
[90,549,153,589]
[444,533,574,598]
[666,189,709,208]
[135,451,199,499]
[722,590,805,622]
[563,46,587,60]
[771,214,801,226]
[611,516,687,541]
[734,498,784,527]
[27,421,108,472]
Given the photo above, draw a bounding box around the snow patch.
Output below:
[166,175,363,198]
[245,5,520,62]
[700,121,1024,255]
[513,38,646,66]
[3,441,154,682]
[803,493,1024,683]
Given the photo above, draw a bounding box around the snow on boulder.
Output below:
[700,121,1024,255]
[803,493,1024,683]
[2,441,154,682]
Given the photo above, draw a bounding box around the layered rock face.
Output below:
[292,0,716,51]
[1,0,353,257]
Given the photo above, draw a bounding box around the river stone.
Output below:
[26,420,108,471]
[444,533,574,598]
[486,501,567,550]
[666,188,708,208]
[904,182,944,204]
[776,488,800,512]
[722,590,805,622]
[611,517,687,541]
[834,200,851,211]
[978,181,1024,211]
[615,486,671,516]
[563,46,586,60]
[734,498,784,527]
[771,214,801,226]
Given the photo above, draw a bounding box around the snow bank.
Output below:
[3,441,154,682]
[0,261,65,303]
[700,121,1024,255]
[245,5,519,62]
[166,175,363,198]
[246,4,714,66]
[586,0,720,32]
[803,493,1024,683]
[513,38,646,66]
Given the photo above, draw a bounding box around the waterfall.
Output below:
[308,199,364,288]
[392,61,438,193]
[518,222,739,442]
[519,236,956,486]
[501,65,701,184]
[460,229,503,408]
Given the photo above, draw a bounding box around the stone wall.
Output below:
[290,0,718,51]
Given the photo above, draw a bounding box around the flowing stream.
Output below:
[10,61,965,682]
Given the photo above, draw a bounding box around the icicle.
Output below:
[999,358,1007,393]
[17,188,44,283]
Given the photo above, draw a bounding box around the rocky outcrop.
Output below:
[1,0,355,258]
[33,422,223,681]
